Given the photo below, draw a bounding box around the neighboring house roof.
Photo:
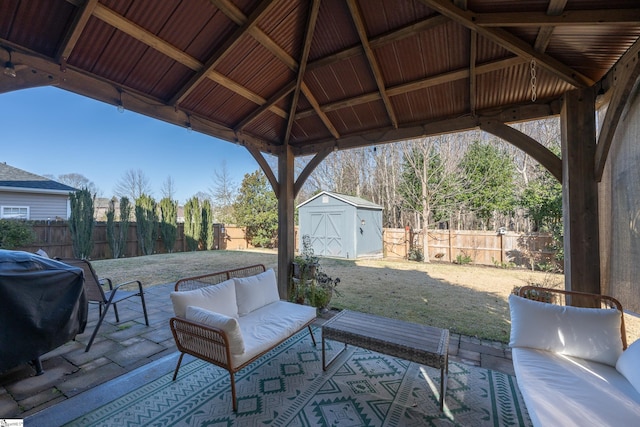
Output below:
[0,163,78,195]
[297,191,382,210]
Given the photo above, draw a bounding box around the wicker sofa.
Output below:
[169,264,317,411]
[509,287,640,426]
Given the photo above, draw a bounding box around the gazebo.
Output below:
[1,0,639,311]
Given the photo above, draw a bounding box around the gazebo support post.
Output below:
[277,143,296,299]
[561,86,601,296]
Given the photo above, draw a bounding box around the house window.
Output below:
[1,206,30,219]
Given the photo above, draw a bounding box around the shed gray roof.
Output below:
[297,191,382,210]
[0,163,77,193]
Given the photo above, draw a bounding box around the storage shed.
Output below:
[297,191,383,259]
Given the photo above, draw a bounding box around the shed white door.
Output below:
[309,211,343,257]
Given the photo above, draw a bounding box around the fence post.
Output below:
[422,227,430,263]
[404,226,409,259]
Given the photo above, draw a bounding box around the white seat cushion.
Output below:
[616,339,640,394]
[170,278,238,318]
[231,301,316,367]
[513,347,640,427]
[234,269,280,315]
[509,294,623,366]
[186,306,245,355]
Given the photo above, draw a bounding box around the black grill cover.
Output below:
[0,250,88,373]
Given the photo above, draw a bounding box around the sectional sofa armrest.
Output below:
[169,317,234,369]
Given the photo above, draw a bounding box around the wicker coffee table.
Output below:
[322,310,450,410]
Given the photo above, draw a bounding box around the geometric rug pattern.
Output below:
[65,328,531,426]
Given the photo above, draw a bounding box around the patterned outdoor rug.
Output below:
[65,329,531,426]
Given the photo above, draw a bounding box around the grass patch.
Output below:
[92,250,278,287]
[92,250,639,344]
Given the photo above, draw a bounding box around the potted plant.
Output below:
[289,234,340,311]
[309,271,341,312]
[292,234,318,280]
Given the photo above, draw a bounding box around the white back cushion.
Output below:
[616,339,640,394]
[170,278,238,318]
[186,306,245,355]
[234,269,280,316]
[509,294,623,366]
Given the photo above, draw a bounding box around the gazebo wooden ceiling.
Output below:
[2,0,640,295]
[2,0,639,157]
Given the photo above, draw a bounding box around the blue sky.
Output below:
[1,86,261,204]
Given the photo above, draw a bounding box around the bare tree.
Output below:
[193,191,211,201]
[113,169,152,201]
[45,173,100,196]
[505,117,561,187]
[301,117,562,238]
[306,145,407,228]
[208,161,237,224]
[399,134,471,228]
[310,148,375,197]
[369,144,405,228]
[160,175,176,200]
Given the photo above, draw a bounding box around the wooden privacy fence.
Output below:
[16,222,555,269]
[16,222,254,260]
[383,228,556,269]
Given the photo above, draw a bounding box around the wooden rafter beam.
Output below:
[210,0,297,69]
[57,0,98,63]
[211,0,336,140]
[534,0,567,53]
[294,146,332,197]
[296,56,526,120]
[1,49,288,153]
[245,144,279,197]
[209,0,246,24]
[206,72,287,119]
[347,0,398,129]
[460,0,476,126]
[292,100,562,156]
[235,82,296,131]
[284,0,320,145]
[595,46,640,181]
[419,0,593,88]
[92,4,199,69]
[480,120,562,181]
[308,14,449,71]
[301,83,340,139]
[91,3,288,119]
[469,31,477,116]
[170,0,277,106]
[474,9,640,27]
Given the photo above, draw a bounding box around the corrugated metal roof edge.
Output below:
[296,191,383,209]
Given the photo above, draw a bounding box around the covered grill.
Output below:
[0,250,87,374]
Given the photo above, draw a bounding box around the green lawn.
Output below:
[92,250,563,343]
